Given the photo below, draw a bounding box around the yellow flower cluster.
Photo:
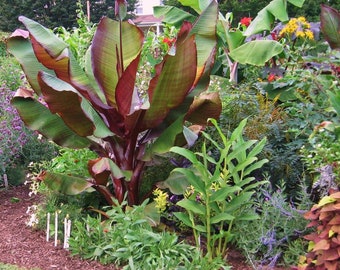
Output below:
[280,17,314,40]
[153,188,168,213]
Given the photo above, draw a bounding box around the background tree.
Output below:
[0,0,138,32]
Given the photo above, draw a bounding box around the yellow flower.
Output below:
[153,188,168,213]
[279,17,314,40]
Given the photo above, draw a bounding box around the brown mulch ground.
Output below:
[0,185,288,270]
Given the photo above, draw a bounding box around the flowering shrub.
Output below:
[0,87,28,179]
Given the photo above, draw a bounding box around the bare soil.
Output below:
[0,185,288,270]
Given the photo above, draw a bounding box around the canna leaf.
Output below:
[154,5,196,26]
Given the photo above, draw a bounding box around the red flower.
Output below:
[240,17,252,27]
[267,73,276,82]
[162,37,175,47]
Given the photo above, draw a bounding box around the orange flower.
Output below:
[240,17,252,27]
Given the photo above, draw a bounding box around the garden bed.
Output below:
[0,185,289,270]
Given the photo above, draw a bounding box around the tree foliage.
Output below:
[0,0,138,32]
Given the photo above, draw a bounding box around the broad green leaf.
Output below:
[38,171,93,195]
[287,0,305,7]
[244,0,289,36]
[320,4,340,50]
[38,72,114,139]
[11,94,91,148]
[177,199,206,215]
[171,146,199,164]
[210,186,242,202]
[179,0,212,14]
[210,212,235,224]
[190,0,218,69]
[143,116,185,161]
[229,40,283,66]
[7,34,53,95]
[154,6,196,26]
[157,171,190,195]
[171,167,206,194]
[91,18,144,107]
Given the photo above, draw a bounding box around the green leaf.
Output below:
[173,212,193,228]
[177,199,206,215]
[244,0,289,36]
[171,168,206,194]
[170,146,199,164]
[179,0,211,14]
[11,95,91,148]
[210,186,242,202]
[7,34,53,95]
[210,212,235,224]
[38,171,93,195]
[328,90,340,116]
[320,4,340,50]
[287,0,305,7]
[236,212,260,221]
[225,192,254,212]
[154,6,196,26]
[229,40,283,66]
[157,171,190,195]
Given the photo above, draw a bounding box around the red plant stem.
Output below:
[127,160,145,205]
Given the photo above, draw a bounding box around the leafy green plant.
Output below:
[7,1,221,206]
[160,118,268,261]
[69,198,227,269]
[297,191,340,270]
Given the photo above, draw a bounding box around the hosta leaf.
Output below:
[320,4,340,50]
[229,40,283,66]
[38,171,93,195]
[328,90,340,116]
[11,94,91,148]
[177,198,206,215]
